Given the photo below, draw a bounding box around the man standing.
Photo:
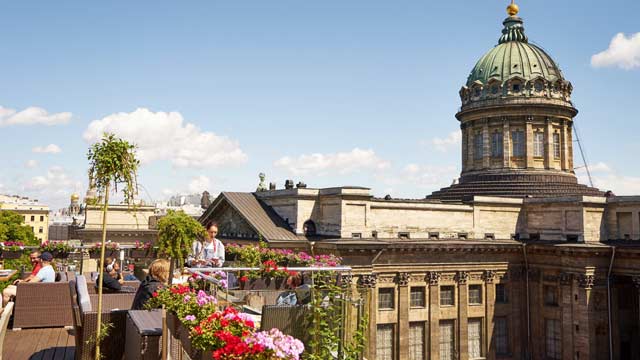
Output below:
[187,222,225,267]
[2,251,42,306]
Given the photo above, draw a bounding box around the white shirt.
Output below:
[35,265,56,283]
[188,238,225,267]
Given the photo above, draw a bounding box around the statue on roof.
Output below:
[201,191,211,210]
[256,172,267,192]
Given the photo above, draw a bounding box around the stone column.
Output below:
[545,118,554,169]
[360,274,378,360]
[397,273,410,360]
[560,273,574,360]
[484,271,496,360]
[482,121,490,169]
[631,211,640,240]
[457,271,469,360]
[428,272,441,360]
[566,122,574,171]
[468,126,476,171]
[502,118,511,168]
[461,125,468,172]
[560,120,570,171]
[525,117,534,169]
[576,274,595,360]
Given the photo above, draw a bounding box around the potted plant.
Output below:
[87,132,139,360]
[156,210,206,284]
[1,241,24,259]
[40,240,73,259]
[130,240,155,258]
[225,243,241,262]
[238,260,295,290]
[88,242,121,259]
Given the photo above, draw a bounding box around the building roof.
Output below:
[205,192,307,242]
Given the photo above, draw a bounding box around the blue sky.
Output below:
[0,0,638,209]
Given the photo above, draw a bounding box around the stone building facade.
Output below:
[199,3,640,360]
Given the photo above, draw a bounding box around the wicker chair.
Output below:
[70,275,136,360]
[260,304,311,344]
[12,272,74,329]
[0,302,14,360]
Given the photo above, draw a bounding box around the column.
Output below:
[502,118,511,168]
[560,273,574,360]
[468,127,476,171]
[545,118,554,169]
[566,122,574,171]
[482,122,490,169]
[461,125,468,172]
[525,117,534,169]
[398,273,410,360]
[576,274,595,360]
[560,120,570,171]
[631,211,640,240]
[360,274,378,360]
[457,272,469,360]
[484,271,496,360]
[429,272,441,360]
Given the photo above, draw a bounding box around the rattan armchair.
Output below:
[12,273,74,329]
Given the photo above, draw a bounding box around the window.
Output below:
[439,320,455,360]
[440,286,455,306]
[39,215,44,222]
[410,287,426,307]
[544,285,558,306]
[376,324,394,360]
[38,227,43,234]
[545,319,562,360]
[511,130,525,157]
[474,87,481,97]
[491,84,500,94]
[372,231,378,239]
[378,288,395,310]
[468,318,483,359]
[553,133,561,159]
[491,131,503,158]
[409,322,426,360]
[512,83,521,93]
[351,233,362,239]
[469,285,482,305]
[398,232,410,239]
[496,283,508,303]
[30,215,35,222]
[535,81,544,92]
[495,317,510,355]
[534,132,545,157]
[474,134,483,160]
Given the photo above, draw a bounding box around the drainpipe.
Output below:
[522,243,531,360]
[607,246,616,360]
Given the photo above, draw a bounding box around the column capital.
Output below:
[397,272,410,287]
[456,271,469,285]
[483,270,496,283]
[427,271,441,286]
[578,274,595,289]
[559,272,573,286]
[359,274,378,288]
[632,276,640,289]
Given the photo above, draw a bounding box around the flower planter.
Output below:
[1,250,23,259]
[89,249,119,259]
[130,249,156,258]
[225,252,237,262]
[51,250,70,259]
[239,276,287,290]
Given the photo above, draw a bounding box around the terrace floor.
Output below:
[3,328,75,360]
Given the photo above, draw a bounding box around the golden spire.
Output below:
[507,0,519,16]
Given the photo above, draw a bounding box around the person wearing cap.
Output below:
[31,252,56,283]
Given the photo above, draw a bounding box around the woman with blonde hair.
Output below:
[132,259,170,310]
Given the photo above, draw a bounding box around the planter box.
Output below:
[89,249,119,259]
[1,250,23,259]
[239,277,287,290]
[51,250,70,259]
[129,249,156,259]
[180,329,213,360]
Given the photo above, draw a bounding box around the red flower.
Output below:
[239,276,248,283]
[152,291,158,297]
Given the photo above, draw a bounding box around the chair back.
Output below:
[0,302,15,360]
[75,275,92,312]
[260,304,310,343]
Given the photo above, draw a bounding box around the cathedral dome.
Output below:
[459,15,573,108]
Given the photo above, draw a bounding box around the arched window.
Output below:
[303,220,317,237]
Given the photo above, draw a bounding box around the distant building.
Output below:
[0,194,49,243]
[73,204,157,245]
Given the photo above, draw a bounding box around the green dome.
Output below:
[459,16,573,107]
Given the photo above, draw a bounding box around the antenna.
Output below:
[573,124,594,187]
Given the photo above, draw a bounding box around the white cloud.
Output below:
[430,131,461,152]
[575,162,640,195]
[188,175,211,194]
[591,32,640,70]
[274,148,391,176]
[32,144,62,154]
[401,163,459,189]
[0,106,72,126]
[82,108,248,168]
[25,160,38,168]
[24,166,82,200]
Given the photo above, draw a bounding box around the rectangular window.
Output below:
[544,285,558,306]
[474,134,483,160]
[534,132,545,157]
[468,318,483,359]
[409,322,425,360]
[439,320,455,360]
[440,286,455,306]
[491,131,503,158]
[376,324,394,360]
[38,227,43,234]
[545,319,562,360]
[553,133,561,159]
[398,232,410,239]
[30,215,35,222]
[469,285,482,305]
[496,283,508,303]
[39,215,44,222]
[410,287,426,308]
[351,233,362,239]
[495,317,510,355]
[511,130,525,157]
[378,288,395,310]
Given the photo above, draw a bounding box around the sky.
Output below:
[0,0,639,210]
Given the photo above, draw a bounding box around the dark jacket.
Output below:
[132,275,164,310]
[96,273,122,291]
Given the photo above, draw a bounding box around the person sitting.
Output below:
[2,251,42,306]
[186,222,225,268]
[132,259,170,310]
[96,257,136,293]
[276,273,311,306]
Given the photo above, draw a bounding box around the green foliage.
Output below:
[85,322,115,359]
[87,132,139,202]
[0,210,37,244]
[157,210,206,268]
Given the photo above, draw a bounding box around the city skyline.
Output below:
[0,0,638,209]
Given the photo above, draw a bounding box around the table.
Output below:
[0,269,18,281]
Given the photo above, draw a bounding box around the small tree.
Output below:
[87,133,139,360]
[156,210,206,284]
